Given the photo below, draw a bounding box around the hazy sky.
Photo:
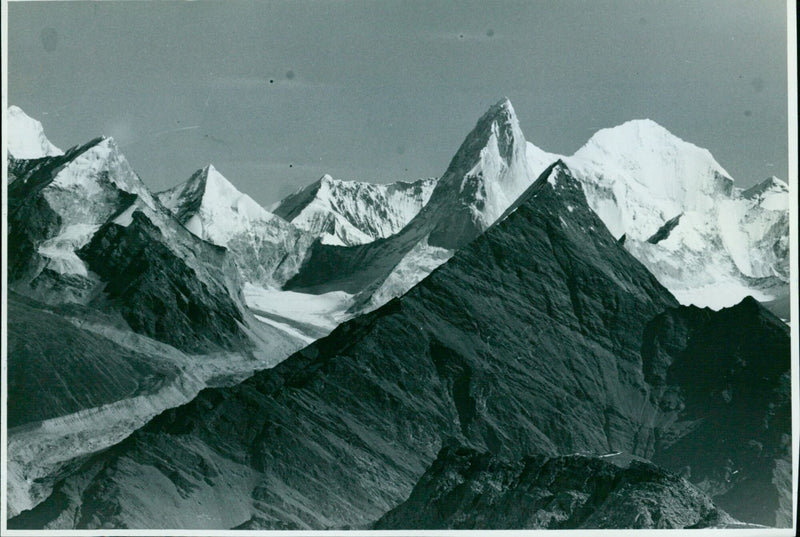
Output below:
[8,0,789,205]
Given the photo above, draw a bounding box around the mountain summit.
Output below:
[6,106,64,159]
[273,174,437,246]
[158,166,314,288]
[421,98,536,249]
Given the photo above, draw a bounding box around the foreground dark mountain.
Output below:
[644,298,792,526]
[374,446,736,529]
[14,161,789,529]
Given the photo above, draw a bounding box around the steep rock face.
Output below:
[285,99,558,311]
[78,210,249,352]
[7,137,156,303]
[273,174,438,246]
[6,105,64,159]
[12,162,689,529]
[158,165,314,287]
[374,446,735,529]
[7,137,255,353]
[642,297,792,527]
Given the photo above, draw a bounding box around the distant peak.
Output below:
[483,97,517,125]
[581,119,680,148]
[742,175,789,199]
[441,98,525,179]
[6,105,64,159]
[192,164,240,199]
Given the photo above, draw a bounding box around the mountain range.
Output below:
[3,101,793,529]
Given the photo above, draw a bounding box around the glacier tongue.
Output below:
[6,106,64,159]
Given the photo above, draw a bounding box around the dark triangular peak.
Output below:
[439,97,523,179]
[272,175,326,222]
[16,143,686,529]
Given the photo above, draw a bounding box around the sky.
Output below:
[7,0,790,206]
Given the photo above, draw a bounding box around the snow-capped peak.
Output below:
[419,98,556,249]
[742,176,789,199]
[48,135,157,210]
[566,119,734,240]
[6,105,64,159]
[273,173,438,246]
[158,164,282,246]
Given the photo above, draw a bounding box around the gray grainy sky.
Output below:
[8,0,789,205]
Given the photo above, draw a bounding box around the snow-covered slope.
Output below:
[158,165,315,287]
[566,119,734,240]
[562,120,789,309]
[6,106,63,159]
[274,174,438,246]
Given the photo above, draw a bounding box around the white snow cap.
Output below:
[6,105,64,159]
[158,164,283,246]
[566,118,734,240]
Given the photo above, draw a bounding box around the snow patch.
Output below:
[244,283,354,333]
[6,105,63,159]
[36,224,101,276]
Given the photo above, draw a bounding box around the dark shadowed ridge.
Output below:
[374,445,737,529]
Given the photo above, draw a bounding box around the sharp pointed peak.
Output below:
[481,97,518,125]
[190,163,240,195]
[742,175,789,198]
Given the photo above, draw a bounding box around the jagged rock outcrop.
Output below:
[374,446,737,529]
[78,210,249,352]
[642,296,792,526]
